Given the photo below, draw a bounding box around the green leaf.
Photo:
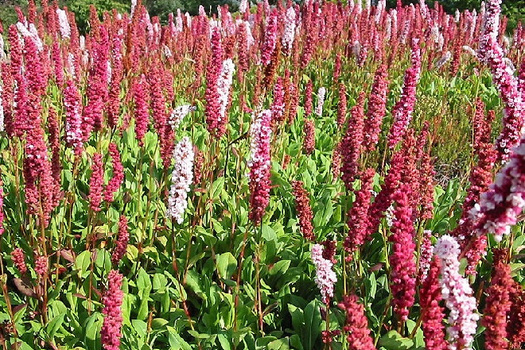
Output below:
[288,300,322,350]
[269,260,291,276]
[187,330,213,340]
[218,333,232,350]
[132,319,148,340]
[95,249,111,274]
[74,251,92,279]
[13,305,27,324]
[84,312,103,350]
[269,260,292,288]
[365,273,377,299]
[262,224,277,241]
[267,338,290,350]
[211,177,225,201]
[379,330,414,350]
[313,198,333,228]
[511,262,525,276]
[126,245,139,262]
[256,336,278,349]
[136,268,152,320]
[303,300,322,350]
[46,313,65,339]
[151,318,169,330]
[216,252,237,280]
[167,326,192,350]
[288,304,304,335]
[406,319,425,349]
[186,269,206,299]
[289,334,304,350]
[137,268,152,298]
[152,273,169,292]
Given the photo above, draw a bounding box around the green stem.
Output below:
[255,223,264,335]
[374,296,392,345]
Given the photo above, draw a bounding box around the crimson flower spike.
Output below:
[341,92,365,190]
[100,270,124,350]
[338,295,376,350]
[248,110,272,225]
[479,0,524,161]
[482,249,513,350]
[205,28,224,138]
[344,168,375,258]
[363,65,388,152]
[88,153,104,213]
[291,181,314,241]
[104,143,124,204]
[387,38,421,149]
[389,185,417,322]
[420,256,448,350]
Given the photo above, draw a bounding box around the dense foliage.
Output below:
[0,0,524,350]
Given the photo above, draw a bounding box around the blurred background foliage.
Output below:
[0,0,241,32]
[0,0,523,34]
[393,0,525,31]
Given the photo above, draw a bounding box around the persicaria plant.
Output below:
[0,0,523,349]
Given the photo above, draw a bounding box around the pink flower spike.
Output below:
[388,39,421,149]
[34,255,48,277]
[248,110,272,225]
[473,140,525,242]
[311,244,337,304]
[338,295,375,350]
[167,137,194,224]
[112,216,129,265]
[389,185,417,322]
[104,143,124,204]
[11,248,27,274]
[100,270,124,350]
[261,10,278,66]
[420,256,448,350]
[282,7,296,56]
[435,235,479,350]
[292,181,314,241]
[88,153,104,212]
